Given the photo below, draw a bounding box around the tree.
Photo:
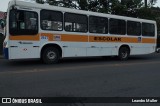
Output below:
[98,0,111,13]
[36,0,44,4]
[78,0,88,10]
[144,0,157,8]
[112,0,143,17]
[144,0,147,8]
[87,0,100,12]
[149,0,157,6]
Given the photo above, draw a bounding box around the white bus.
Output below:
[3,0,157,64]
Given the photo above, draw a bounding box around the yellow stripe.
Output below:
[142,38,156,43]
[89,36,138,43]
[9,33,156,44]
[61,34,88,42]
[9,34,40,41]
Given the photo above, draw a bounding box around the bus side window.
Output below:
[64,12,88,32]
[142,23,155,37]
[109,18,126,35]
[40,10,63,31]
[65,24,72,31]
[127,21,141,36]
[89,16,108,34]
[9,9,38,35]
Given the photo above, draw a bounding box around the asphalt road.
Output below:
[0,53,160,106]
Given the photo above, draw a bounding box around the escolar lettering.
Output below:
[94,37,121,42]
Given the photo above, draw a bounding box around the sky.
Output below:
[0,0,160,12]
[0,0,13,12]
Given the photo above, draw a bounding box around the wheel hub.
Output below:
[47,51,56,60]
[122,51,127,58]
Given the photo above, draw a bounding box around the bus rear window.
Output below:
[9,10,38,35]
[142,23,155,37]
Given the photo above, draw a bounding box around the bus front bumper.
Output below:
[3,48,9,59]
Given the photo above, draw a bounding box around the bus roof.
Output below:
[8,0,156,24]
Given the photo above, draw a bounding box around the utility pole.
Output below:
[145,0,147,8]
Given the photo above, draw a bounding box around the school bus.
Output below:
[3,0,157,64]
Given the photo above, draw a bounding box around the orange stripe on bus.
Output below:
[89,36,139,43]
[9,33,156,44]
[121,37,139,43]
[9,34,40,41]
[60,34,88,42]
[142,38,156,43]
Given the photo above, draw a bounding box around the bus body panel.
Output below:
[4,0,157,61]
[7,33,156,59]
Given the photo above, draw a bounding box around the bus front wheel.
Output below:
[118,47,130,60]
[42,47,60,64]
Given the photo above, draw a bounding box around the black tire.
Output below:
[156,48,160,53]
[118,47,130,61]
[42,47,60,64]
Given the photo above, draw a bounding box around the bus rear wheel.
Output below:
[42,47,60,64]
[118,47,130,61]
